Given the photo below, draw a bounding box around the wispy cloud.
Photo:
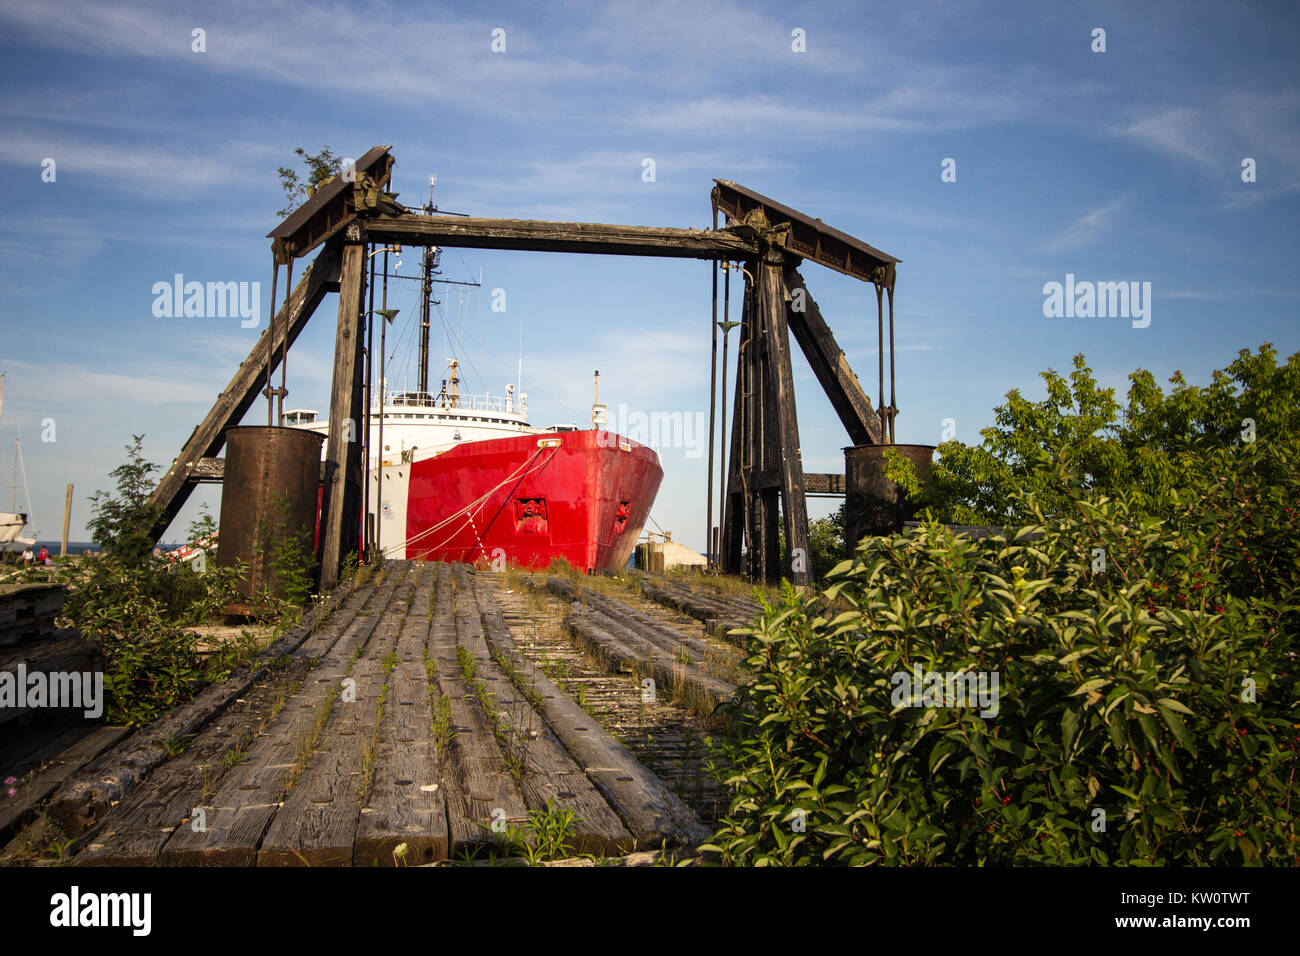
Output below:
[0,215,105,268]
[0,131,275,198]
[1113,91,1300,205]
[1040,199,1125,254]
[3,357,226,408]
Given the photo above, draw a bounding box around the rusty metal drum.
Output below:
[844,443,935,550]
[217,426,324,600]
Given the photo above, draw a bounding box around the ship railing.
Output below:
[378,388,523,416]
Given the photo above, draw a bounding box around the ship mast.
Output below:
[417,177,438,396]
[408,178,477,399]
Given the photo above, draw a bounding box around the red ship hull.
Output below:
[402,429,663,572]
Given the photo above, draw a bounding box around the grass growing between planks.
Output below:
[284,685,341,794]
[458,647,532,786]
[448,799,586,866]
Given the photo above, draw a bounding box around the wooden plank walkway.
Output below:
[640,578,762,640]
[547,577,741,714]
[64,560,704,866]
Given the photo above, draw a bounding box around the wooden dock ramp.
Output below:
[68,561,706,866]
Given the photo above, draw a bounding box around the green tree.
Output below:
[86,435,162,564]
[276,146,344,218]
[888,344,1300,525]
[705,422,1299,865]
[807,502,846,579]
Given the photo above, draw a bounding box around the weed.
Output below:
[498,799,582,865]
[286,685,340,791]
[220,737,251,770]
[431,694,455,759]
[456,646,477,681]
[157,732,197,758]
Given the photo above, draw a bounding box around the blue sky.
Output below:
[0,0,1296,549]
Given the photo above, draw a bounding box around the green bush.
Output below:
[889,344,1300,526]
[57,438,255,726]
[704,372,1298,865]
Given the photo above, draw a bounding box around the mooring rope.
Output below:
[380,444,558,558]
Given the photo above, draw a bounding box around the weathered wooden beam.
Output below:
[187,458,225,483]
[720,287,750,576]
[713,179,899,286]
[319,237,368,589]
[365,214,758,260]
[147,245,342,541]
[784,267,883,446]
[760,254,810,586]
[740,262,774,583]
[268,145,395,263]
[803,473,846,495]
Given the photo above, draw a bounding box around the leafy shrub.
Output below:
[806,504,846,581]
[704,365,1298,866]
[58,438,255,726]
[251,491,317,618]
[888,344,1300,526]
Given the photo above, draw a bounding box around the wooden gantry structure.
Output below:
[147,146,902,588]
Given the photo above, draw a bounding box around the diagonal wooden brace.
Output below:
[783,267,883,446]
[146,244,343,542]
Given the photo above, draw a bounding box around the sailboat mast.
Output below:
[3,373,15,513]
[1,372,11,512]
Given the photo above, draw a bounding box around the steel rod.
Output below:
[364,245,376,560]
[887,283,897,444]
[277,257,294,425]
[705,204,719,566]
[265,259,279,426]
[876,284,885,440]
[376,249,388,557]
[718,262,731,567]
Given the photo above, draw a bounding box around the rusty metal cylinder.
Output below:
[844,443,935,550]
[217,426,324,600]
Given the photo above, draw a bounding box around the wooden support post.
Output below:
[146,245,342,541]
[740,262,769,582]
[319,236,368,590]
[61,483,73,558]
[759,254,810,586]
[756,277,780,580]
[720,279,751,576]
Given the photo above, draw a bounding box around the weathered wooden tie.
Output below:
[45,570,374,838]
[546,578,738,710]
[257,565,417,865]
[50,560,711,865]
[353,564,450,865]
[475,577,710,845]
[428,564,530,849]
[159,570,405,864]
[640,579,761,639]
[459,570,633,855]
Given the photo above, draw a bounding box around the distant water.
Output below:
[3,540,100,556]
[2,540,196,556]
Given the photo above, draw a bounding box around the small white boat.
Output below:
[0,373,35,547]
